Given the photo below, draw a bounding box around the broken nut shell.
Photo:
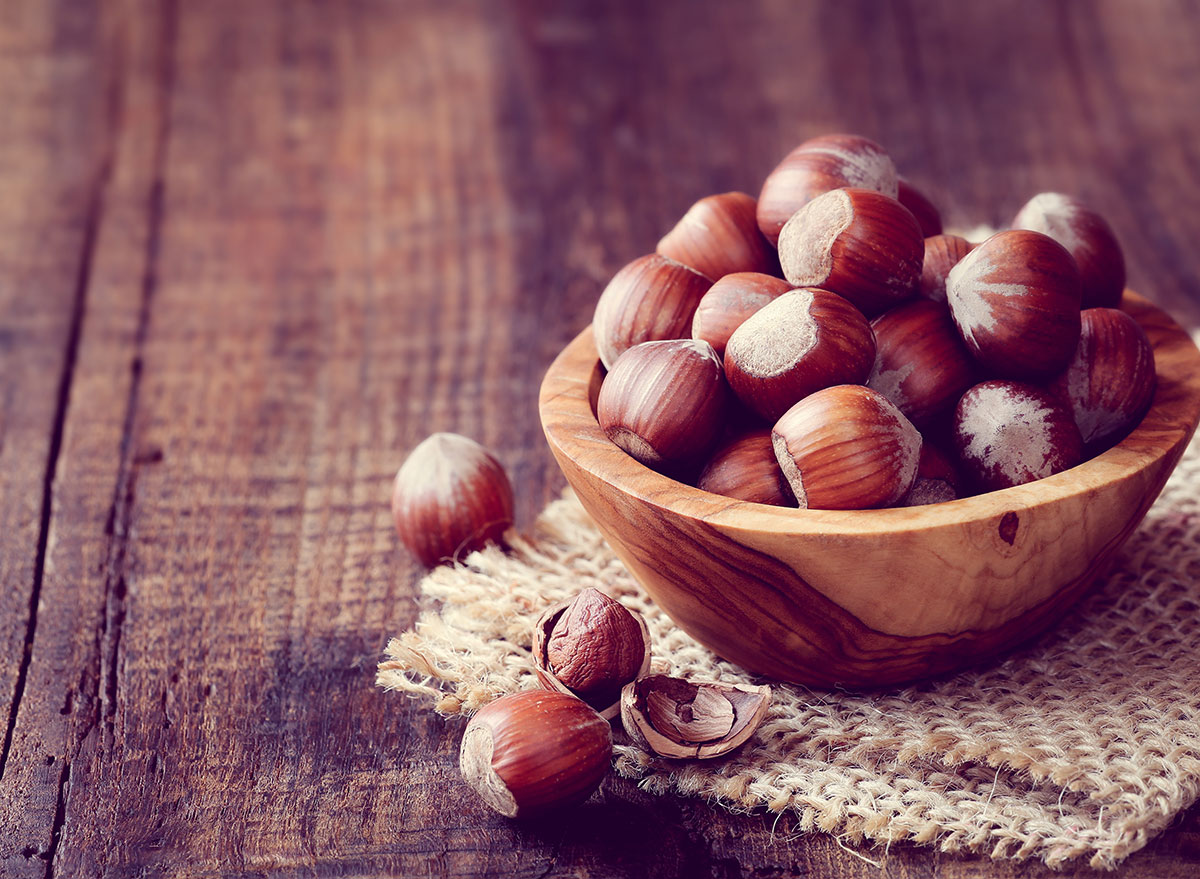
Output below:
[533,589,651,720]
[619,674,771,759]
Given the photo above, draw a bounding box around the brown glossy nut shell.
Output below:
[772,384,922,510]
[619,674,771,760]
[533,589,652,719]
[898,441,961,507]
[459,690,613,818]
[867,299,976,428]
[897,177,943,238]
[391,433,514,567]
[1012,192,1126,309]
[1047,307,1156,454]
[597,339,730,476]
[696,430,797,507]
[946,229,1082,379]
[952,380,1084,492]
[757,133,898,246]
[918,234,975,303]
[777,188,923,317]
[657,192,778,281]
[592,253,711,369]
[691,272,793,358]
[724,287,876,423]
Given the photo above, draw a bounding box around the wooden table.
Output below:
[3,0,1199,875]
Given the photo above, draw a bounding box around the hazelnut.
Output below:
[757,133,898,245]
[690,272,792,358]
[772,384,922,510]
[620,674,771,760]
[533,588,651,718]
[592,253,711,369]
[952,380,1084,492]
[696,430,797,507]
[897,177,943,237]
[867,299,976,428]
[1047,307,1156,454]
[596,339,730,475]
[391,433,514,567]
[946,229,1082,379]
[459,690,612,818]
[1012,192,1126,309]
[776,188,923,317]
[899,441,961,506]
[918,234,975,303]
[657,192,778,281]
[723,287,876,422]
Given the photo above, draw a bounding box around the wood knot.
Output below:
[998,511,1019,545]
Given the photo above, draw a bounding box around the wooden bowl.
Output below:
[539,292,1200,687]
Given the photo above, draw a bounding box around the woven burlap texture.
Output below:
[377,434,1200,871]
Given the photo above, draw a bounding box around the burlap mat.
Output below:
[377,432,1200,870]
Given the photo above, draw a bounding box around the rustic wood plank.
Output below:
[0,0,1196,876]
[0,0,116,871]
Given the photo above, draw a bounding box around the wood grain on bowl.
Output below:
[540,293,1200,687]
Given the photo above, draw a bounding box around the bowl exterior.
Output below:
[540,293,1200,687]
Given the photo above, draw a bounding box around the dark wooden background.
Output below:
[3,0,1200,875]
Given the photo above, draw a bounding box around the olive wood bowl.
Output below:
[538,292,1200,688]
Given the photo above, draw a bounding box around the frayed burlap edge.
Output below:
[378,433,1200,871]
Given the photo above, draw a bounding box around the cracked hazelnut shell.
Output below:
[533,588,651,719]
[620,675,771,760]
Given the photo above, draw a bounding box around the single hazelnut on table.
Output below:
[596,339,730,476]
[899,441,962,507]
[756,133,898,246]
[690,272,792,358]
[533,588,651,719]
[918,234,975,303]
[459,690,613,818]
[391,433,514,567]
[772,384,922,510]
[777,187,923,317]
[592,253,711,369]
[723,287,876,422]
[897,177,943,238]
[1047,307,1156,455]
[946,229,1082,380]
[952,380,1084,492]
[1012,192,1126,309]
[867,299,976,428]
[696,430,797,507]
[657,192,778,281]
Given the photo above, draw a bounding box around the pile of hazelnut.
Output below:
[390,438,772,818]
[594,133,1157,509]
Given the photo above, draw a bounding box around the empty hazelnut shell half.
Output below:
[533,588,652,719]
[619,674,771,760]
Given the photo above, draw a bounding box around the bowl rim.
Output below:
[540,290,1200,537]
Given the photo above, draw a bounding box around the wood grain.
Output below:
[1,0,1200,875]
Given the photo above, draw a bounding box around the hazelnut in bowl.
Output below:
[538,291,1200,688]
